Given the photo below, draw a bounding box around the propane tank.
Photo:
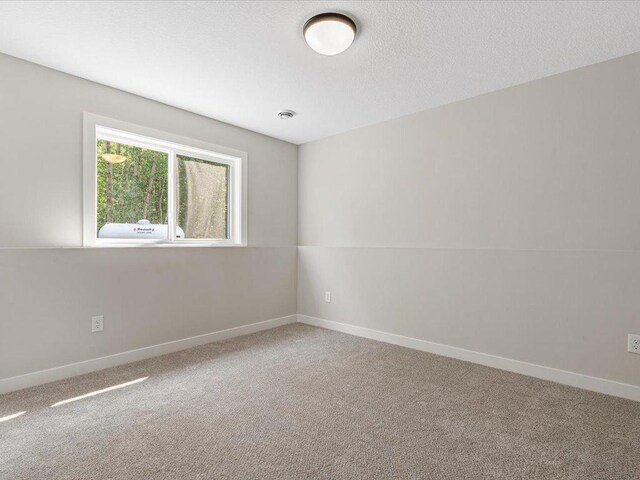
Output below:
[98,219,185,239]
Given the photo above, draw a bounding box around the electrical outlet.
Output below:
[92,315,104,333]
[325,291,331,303]
[629,334,640,354]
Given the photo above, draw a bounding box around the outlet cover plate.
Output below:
[92,315,104,333]
[628,334,640,354]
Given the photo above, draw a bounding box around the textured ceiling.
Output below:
[1,1,640,144]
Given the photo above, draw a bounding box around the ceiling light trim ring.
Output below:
[303,12,357,37]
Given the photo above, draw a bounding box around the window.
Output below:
[83,114,246,246]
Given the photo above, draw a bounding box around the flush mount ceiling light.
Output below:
[303,13,356,56]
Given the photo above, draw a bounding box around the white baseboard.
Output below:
[297,314,640,402]
[0,315,297,395]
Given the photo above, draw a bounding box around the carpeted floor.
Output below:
[1,324,639,479]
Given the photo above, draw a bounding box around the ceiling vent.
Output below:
[278,110,296,119]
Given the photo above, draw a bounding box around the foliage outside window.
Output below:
[97,140,169,232]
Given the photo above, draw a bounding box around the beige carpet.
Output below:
[1,324,638,479]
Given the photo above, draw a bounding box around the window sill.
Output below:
[85,241,246,248]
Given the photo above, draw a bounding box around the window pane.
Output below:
[176,155,229,239]
[96,139,169,239]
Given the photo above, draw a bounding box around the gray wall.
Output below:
[298,53,640,387]
[0,53,297,380]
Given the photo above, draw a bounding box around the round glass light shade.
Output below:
[304,13,356,56]
[102,154,127,164]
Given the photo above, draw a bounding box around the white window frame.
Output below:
[83,113,247,247]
